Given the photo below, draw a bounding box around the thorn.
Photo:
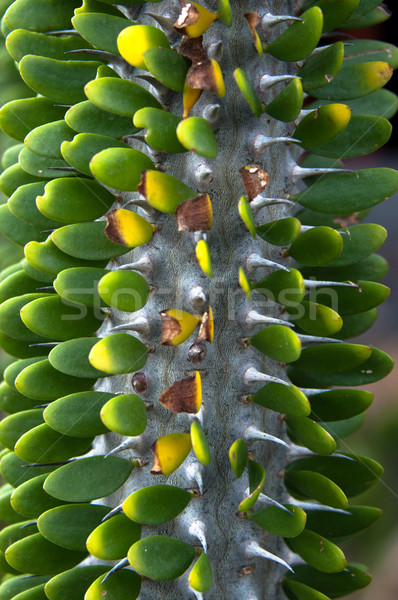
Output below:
[117,255,153,276]
[125,134,147,145]
[28,341,59,347]
[189,520,207,552]
[299,388,333,396]
[297,334,344,345]
[207,40,223,62]
[108,317,151,337]
[295,43,335,67]
[203,103,220,124]
[103,438,138,458]
[245,310,294,329]
[246,541,294,573]
[121,197,156,216]
[21,459,74,467]
[64,48,121,62]
[244,366,290,387]
[101,504,123,523]
[35,286,55,291]
[245,425,289,448]
[186,461,204,496]
[19,521,37,529]
[144,11,175,33]
[291,501,351,515]
[34,403,50,409]
[132,74,169,96]
[46,29,79,35]
[194,163,213,186]
[260,12,302,29]
[291,164,352,183]
[260,74,297,92]
[304,279,358,289]
[250,196,295,211]
[47,166,79,172]
[100,558,129,584]
[254,134,300,155]
[53,104,73,108]
[188,285,207,310]
[257,493,294,515]
[246,253,290,273]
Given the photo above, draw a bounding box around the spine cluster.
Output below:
[0,1,395,599]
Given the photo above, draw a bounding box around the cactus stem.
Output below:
[202,103,221,123]
[246,541,294,573]
[259,74,298,92]
[245,310,294,329]
[244,367,289,387]
[101,504,123,523]
[260,12,302,29]
[246,253,290,273]
[254,135,300,155]
[100,558,129,584]
[250,196,295,211]
[186,461,204,495]
[257,493,294,515]
[108,317,151,336]
[189,519,208,552]
[245,425,289,448]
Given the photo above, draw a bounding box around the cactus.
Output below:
[0,0,396,599]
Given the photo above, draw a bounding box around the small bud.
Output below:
[188,341,207,364]
[203,103,220,124]
[131,372,148,394]
[194,164,214,185]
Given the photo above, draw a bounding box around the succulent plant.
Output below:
[0,0,395,599]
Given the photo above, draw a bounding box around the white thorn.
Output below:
[254,134,300,155]
[207,40,223,62]
[144,12,175,33]
[304,279,358,289]
[188,285,207,310]
[245,425,289,448]
[250,196,295,211]
[298,334,343,345]
[132,74,169,97]
[104,438,137,458]
[117,255,153,276]
[101,504,123,523]
[203,103,220,124]
[101,558,129,584]
[194,163,213,185]
[295,108,314,123]
[291,500,352,515]
[186,461,204,495]
[257,493,294,515]
[246,253,290,274]
[246,541,294,572]
[245,309,294,329]
[299,388,333,396]
[121,197,155,215]
[260,12,302,29]
[292,164,352,184]
[299,225,314,232]
[244,367,290,387]
[109,317,151,337]
[260,74,297,92]
[189,520,207,552]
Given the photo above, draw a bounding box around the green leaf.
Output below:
[128,536,195,581]
[0,452,58,488]
[252,383,311,417]
[218,0,232,25]
[24,121,75,159]
[250,326,301,362]
[238,196,256,237]
[48,339,107,380]
[123,485,192,525]
[97,270,149,312]
[286,416,337,455]
[306,0,359,32]
[0,521,37,554]
[85,77,160,118]
[305,505,381,543]
[51,222,129,261]
[85,569,141,600]
[2,144,25,169]
[53,267,107,307]
[191,421,211,465]
[4,0,80,32]
[254,268,305,306]
[326,224,387,267]
[133,107,185,153]
[100,393,147,436]
[21,295,104,341]
[250,504,307,538]
[0,272,41,304]
[37,178,115,223]
[0,97,66,142]
[5,533,86,575]
[287,301,343,337]
[0,484,26,524]
[72,12,131,54]
[0,292,52,341]
[19,56,102,104]
[294,105,351,149]
[18,148,72,180]
[189,552,213,593]
[265,77,303,122]
[11,474,67,519]
[176,117,218,158]
[343,39,398,68]
[238,460,266,512]
[14,423,92,463]
[45,566,108,600]
[37,504,109,552]
[309,389,373,422]
[342,5,390,29]
[256,217,301,246]
[25,239,107,276]
[0,205,46,245]
[265,8,323,62]
[310,89,398,120]
[138,170,195,213]
[65,100,139,137]
[0,331,48,360]
[143,47,190,92]
[89,333,147,375]
[311,62,393,100]
[44,391,113,437]
[61,133,128,176]
[291,343,371,373]
[283,579,331,600]
[0,382,39,414]
[0,409,44,450]
[332,310,378,340]
[229,438,249,478]
[0,575,51,600]
[0,164,44,198]
[344,0,381,19]
[12,584,51,600]
[15,359,94,401]
[90,147,154,191]
[117,23,169,70]
[306,280,390,315]
[22,260,54,284]
[289,227,343,266]
[284,563,371,598]
[233,68,263,117]
[44,456,135,502]
[285,470,348,509]
[86,514,141,560]
[8,182,61,229]
[293,168,398,214]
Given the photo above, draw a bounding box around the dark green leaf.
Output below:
[123,485,192,525]
[251,383,311,416]
[128,536,195,581]
[284,563,371,598]
[309,389,373,421]
[286,529,346,573]
[44,566,108,600]
[44,391,113,437]
[250,504,307,538]
[14,423,92,463]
